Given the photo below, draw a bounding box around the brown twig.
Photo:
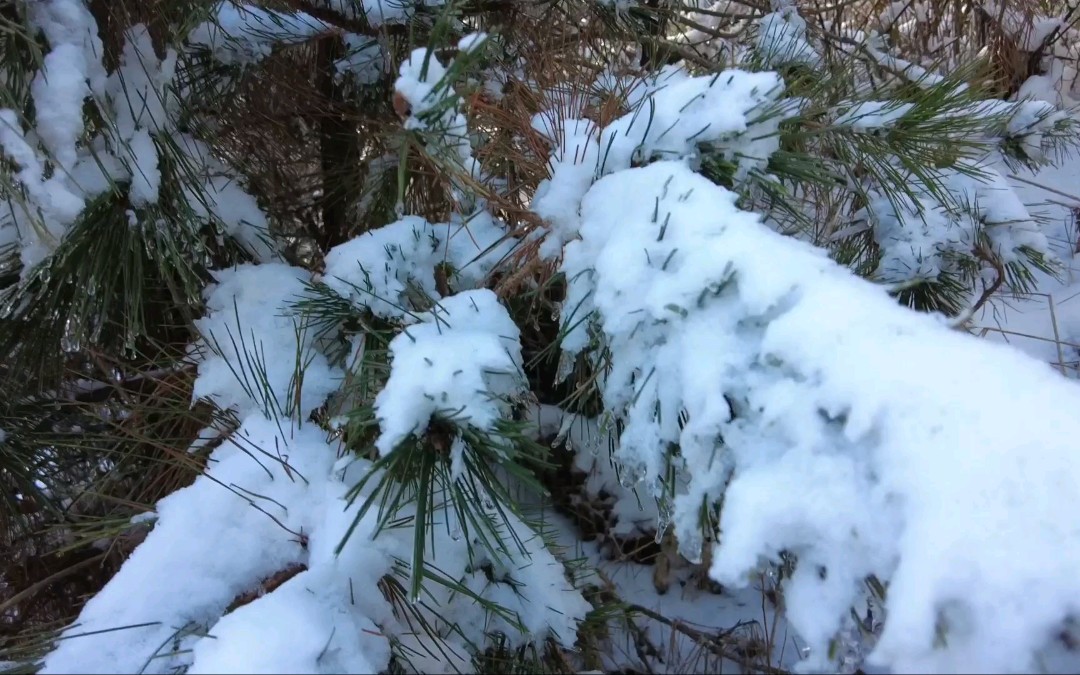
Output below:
[626,603,789,675]
[971,244,1006,315]
[224,562,308,613]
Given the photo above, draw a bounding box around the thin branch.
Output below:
[971,244,1006,315]
[626,602,788,675]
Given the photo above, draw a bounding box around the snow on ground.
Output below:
[979,153,1080,372]
[585,535,803,673]
[526,405,805,674]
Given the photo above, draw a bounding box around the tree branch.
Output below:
[626,602,788,674]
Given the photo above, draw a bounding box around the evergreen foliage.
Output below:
[3,1,1080,674]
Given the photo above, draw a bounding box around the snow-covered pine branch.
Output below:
[40,258,589,673]
[7,2,1080,675]
[534,46,1080,673]
[560,157,1080,673]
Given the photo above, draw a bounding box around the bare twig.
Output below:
[626,602,788,675]
[971,244,1006,316]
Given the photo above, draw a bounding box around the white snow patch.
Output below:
[374,289,523,457]
[561,160,1080,674]
[191,262,341,420]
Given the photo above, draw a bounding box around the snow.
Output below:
[859,159,1051,285]
[757,2,820,69]
[824,93,1065,290]
[191,263,342,420]
[867,187,974,284]
[950,98,1068,162]
[975,155,1080,370]
[414,497,591,652]
[322,212,514,319]
[24,0,109,167]
[528,116,601,260]
[527,403,806,673]
[188,2,330,65]
[187,563,391,675]
[335,34,385,85]
[45,264,585,674]
[106,24,178,139]
[30,43,92,171]
[834,97,1065,161]
[374,289,523,457]
[834,100,915,131]
[323,215,445,319]
[982,0,1066,52]
[598,69,787,181]
[594,63,693,112]
[513,28,1080,670]
[0,11,276,282]
[354,0,427,27]
[0,110,84,273]
[395,48,451,121]
[457,32,489,54]
[530,67,789,260]
[0,0,116,275]
[40,135,574,675]
[175,134,277,261]
[39,223,580,672]
[126,128,160,207]
[394,48,482,188]
[560,159,1080,674]
[1019,74,1063,106]
[19,3,1080,674]
[864,31,950,88]
[40,415,371,675]
[104,24,178,207]
[27,0,108,96]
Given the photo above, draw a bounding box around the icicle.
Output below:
[618,462,645,488]
[584,423,603,457]
[61,316,81,353]
[554,349,575,385]
[550,410,577,449]
[678,529,704,565]
[654,510,670,545]
[0,293,20,319]
[598,410,615,448]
